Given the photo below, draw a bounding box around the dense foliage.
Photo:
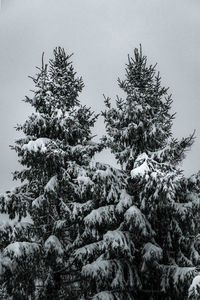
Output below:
[0,46,199,300]
[102,46,200,299]
[0,48,102,299]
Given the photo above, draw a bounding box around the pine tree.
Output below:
[101,46,200,299]
[0,47,101,299]
[71,48,158,299]
[0,46,199,300]
[73,163,133,299]
[73,161,156,299]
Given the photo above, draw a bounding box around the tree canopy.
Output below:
[0,46,199,300]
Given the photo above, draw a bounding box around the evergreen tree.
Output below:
[0,45,199,300]
[71,48,158,299]
[73,163,133,299]
[0,47,101,299]
[100,46,200,299]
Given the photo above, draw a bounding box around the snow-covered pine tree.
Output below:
[72,163,139,299]
[101,46,200,299]
[71,49,158,300]
[0,47,101,299]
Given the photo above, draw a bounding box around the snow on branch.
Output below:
[173,202,193,220]
[188,275,200,299]
[82,258,113,280]
[130,153,149,178]
[124,205,153,237]
[82,258,123,282]
[84,205,116,227]
[187,192,200,209]
[22,138,51,153]
[44,235,64,256]
[4,242,40,259]
[77,173,93,186]
[73,241,103,261]
[0,253,12,276]
[82,257,135,293]
[92,291,115,300]
[70,200,94,220]
[2,242,41,274]
[93,165,117,181]
[161,265,197,293]
[103,230,134,256]
[32,195,45,209]
[173,266,197,287]
[143,242,163,262]
[116,189,133,213]
[44,175,58,193]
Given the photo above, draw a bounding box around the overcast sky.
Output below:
[0,0,200,194]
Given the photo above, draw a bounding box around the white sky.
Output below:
[0,0,200,193]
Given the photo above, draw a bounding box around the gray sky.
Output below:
[0,0,200,193]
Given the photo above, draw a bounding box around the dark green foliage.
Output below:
[100,46,200,299]
[0,46,199,300]
[0,47,101,299]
